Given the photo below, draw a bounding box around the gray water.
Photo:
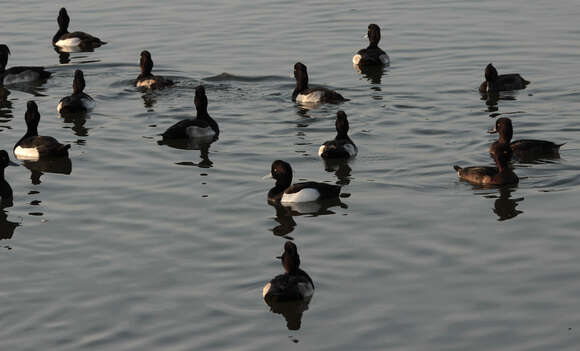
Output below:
[1,0,580,350]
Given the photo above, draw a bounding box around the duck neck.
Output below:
[16,124,38,148]
[53,28,68,43]
[294,75,308,96]
[196,106,209,120]
[336,130,349,140]
[26,124,38,137]
[486,78,498,92]
[495,156,509,173]
[0,54,7,73]
[498,134,511,144]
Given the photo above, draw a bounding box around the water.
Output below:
[1,0,580,349]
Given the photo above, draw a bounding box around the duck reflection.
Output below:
[141,93,157,108]
[265,298,311,331]
[1,150,18,207]
[56,49,70,64]
[481,92,516,113]
[158,137,216,168]
[0,207,20,240]
[60,111,90,137]
[22,157,72,185]
[354,64,386,85]
[323,156,353,186]
[0,87,11,108]
[268,198,344,237]
[53,46,100,65]
[263,241,314,331]
[479,186,523,221]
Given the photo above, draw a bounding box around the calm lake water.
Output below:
[1,0,580,350]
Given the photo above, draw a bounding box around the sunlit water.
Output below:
[1,0,580,350]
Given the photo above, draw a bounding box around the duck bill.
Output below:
[488,128,498,134]
[262,174,273,180]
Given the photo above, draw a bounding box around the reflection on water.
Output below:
[53,46,101,65]
[354,64,386,86]
[482,92,517,113]
[159,137,216,168]
[264,298,312,331]
[0,87,11,109]
[0,207,20,240]
[55,48,71,64]
[323,159,353,186]
[269,199,344,238]
[141,93,157,109]
[60,112,90,137]
[479,186,524,221]
[1,82,47,97]
[22,157,72,185]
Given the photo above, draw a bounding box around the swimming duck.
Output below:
[57,70,95,114]
[135,50,174,89]
[352,24,389,66]
[263,241,314,302]
[14,101,70,160]
[267,160,341,203]
[479,63,529,93]
[162,85,219,139]
[0,45,51,85]
[454,142,518,186]
[489,117,564,161]
[292,62,346,104]
[0,150,18,206]
[318,111,357,159]
[52,8,106,50]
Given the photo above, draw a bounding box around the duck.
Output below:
[292,62,346,104]
[0,45,52,85]
[14,101,70,160]
[135,50,174,89]
[454,142,518,186]
[52,8,106,50]
[0,150,18,206]
[57,70,95,114]
[162,85,219,139]
[267,160,341,203]
[479,63,529,94]
[263,241,314,302]
[318,111,357,159]
[489,117,564,161]
[352,24,389,66]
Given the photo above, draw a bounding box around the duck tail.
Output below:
[453,165,462,175]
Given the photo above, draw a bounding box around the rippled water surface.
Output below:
[1,0,580,350]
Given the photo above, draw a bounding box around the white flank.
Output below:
[298,282,314,299]
[57,101,63,113]
[352,54,362,65]
[186,126,216,138]
[3,71,39,84]
[82,97,96,110]
[380,53,390,65]
[55,38,82,47]
[344,143,358,157]
[136,79,156,89]
[262,282,271,297]
[318,145,326,157]
[296,90,323,103]
[14,146,40,161]
[281,188,320,203]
